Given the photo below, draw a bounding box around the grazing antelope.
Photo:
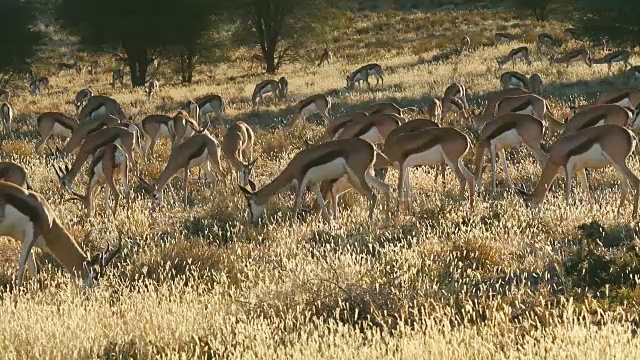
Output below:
[1,102,12,138]
[317,47,333,67]
[137,133,225,208]
[61,143,130,216]
[500,71,530,90]
[0,89,9,102]
[561,104,633,136]
[222,121,255,186]
[536,33,555,53]
[0,162,32,189]
[29,77,50,96]
[74,88,93,112]
[252,79,282,108]
[563,27,577,39]
[549,48,592,68]
[57,115,120,156]
[35,112,79,153]
[366,102,416,117]
[191,94,225,125]
[422,97,442,123]
[0,182,122,288]
[171,110,208,148]
[326,111,370,140]
[529,73,543,95]
[238,138,390,224]
[54,126,138,191]
[596,88,640,109]
[460,36,471,53]
[493,93,564,131]
[473,113,548,193]
[284,94,332,128]
[111,69,124,88]
[56,60,79,75]
[146,80,159,101]
[441,96,469,124]
[335,113,402,144]
[444,82,468,107]
[516,125,640,217]
[278,76,289,100]
[140,114,174,158]
[469,87,531,125]
[591,50,633,73]
[385,127,475,211]
[494,32,518,45]
[497,46,532,69]
[78,95,126,123]
[346,63,384,90]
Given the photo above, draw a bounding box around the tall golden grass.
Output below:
[1,8,640,359]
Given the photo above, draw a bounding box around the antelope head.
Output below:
[82,241,123,287]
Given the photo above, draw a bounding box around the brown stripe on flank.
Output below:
[605,92,630,104]
[509,99,533,112]
[298,96,321,110]
[299,149,349,180]
[579,114,607,130]
[187,143,208,162]
[485,121,519,141]
[353,123,376,138]
[565,137,599,159]
[400,132,447,160]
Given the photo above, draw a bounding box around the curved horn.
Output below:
[100,240,122,268]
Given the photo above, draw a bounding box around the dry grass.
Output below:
[1,8,640,359]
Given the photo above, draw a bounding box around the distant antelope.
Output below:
[549,48,592,68]
[444,82,468,108]
[35,112,79,153]
[56,60,79,75]
[74,88,94,112]
[493,32,518,45]
[590,49,633,73]
[29,77,50,96]
[536,33,555,53]
[497,46,532,69]
[529,73,543,95]
[78,96,126,123]
[222,121,255,186]
[346,63,384,90]
[146,79,159,101]
[0,89,9,102]
[422,97,442,123]
[317,47,333,67]
[190,94,225,125]
[252,80,282,108]
[250,53,264,71]
[1,102,13,138]
[460,36,471,53]
[500,71,530,90]
[111,69,124,88]
[89,60,104,75]
[283,94,332,128]
[278,76,288,100]
[563,27,577,39]
[75,63,84,75]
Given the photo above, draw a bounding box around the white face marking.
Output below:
[490,128,523,150]
[300,158,347,187]
[404,145,445,168]
[566,144,609,172]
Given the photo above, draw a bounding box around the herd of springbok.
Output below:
[0,28,639,291]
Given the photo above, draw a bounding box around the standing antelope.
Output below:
[222,121,255,186]
[500,71,530,90]
[493,32,519,45]
[493,93,564,131]
[171,110,208,148]
[111,69,124,88]
[61,143,130,217]
[238,138,389,224]
[497,46,532,69]
[140,114,174,158]
[460,36,471,53]
[335,113,403,144]
[137,133,225,208]
[1,102,12,138]
[318,47,333,67]
[591,50,633,73]
[0,182,122,288]
[89,60,103,75]
[346,63,384,90]
[385,127,475,211]
[146,80,159,101]
[57,115,120,156]
[444,82,468,107]
[252,79,282,108]
[54,126,139,191]
[74,88,94,112]
[468,87,531,125]
[516,125,640,218]
[326,111,370,140]
[473,113,548,194]
[284,94,332,128]
[78,95,126,123]
[441,96,469,125]
[29,77,50,96]
[191,94,225,126]
[530,73,543,95]
[549,48,592,68]
[56,60,79,75]
[278,76,288,100]
[0,162,32,189]
[596,88,640,109]
[561,104,633,135]
[0,89,9,102]
[536,33,555,51]
[35,112,79,153]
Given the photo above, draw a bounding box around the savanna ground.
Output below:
[1,8,640,359]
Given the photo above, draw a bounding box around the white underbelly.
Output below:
[512,105,534,116]
[52,123,73,138]
[567,144,610,172]
[404,145,444,168]
[93,161,107,182]
[510,78,524,87]
[259,87,274,96]
[358,127,384,144]
[89,106,108,119]
[301,104,319,117]
[612,98,633,109]
[0,205,45,247]
[302,158,347,185]
[491,129,522,150]
[187,150,208,169]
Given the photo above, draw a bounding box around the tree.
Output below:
[0,0,44,87]
[57,0,218,86]
[231,0,339,74]
[567,0,640,47]
[511,0,554,21]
